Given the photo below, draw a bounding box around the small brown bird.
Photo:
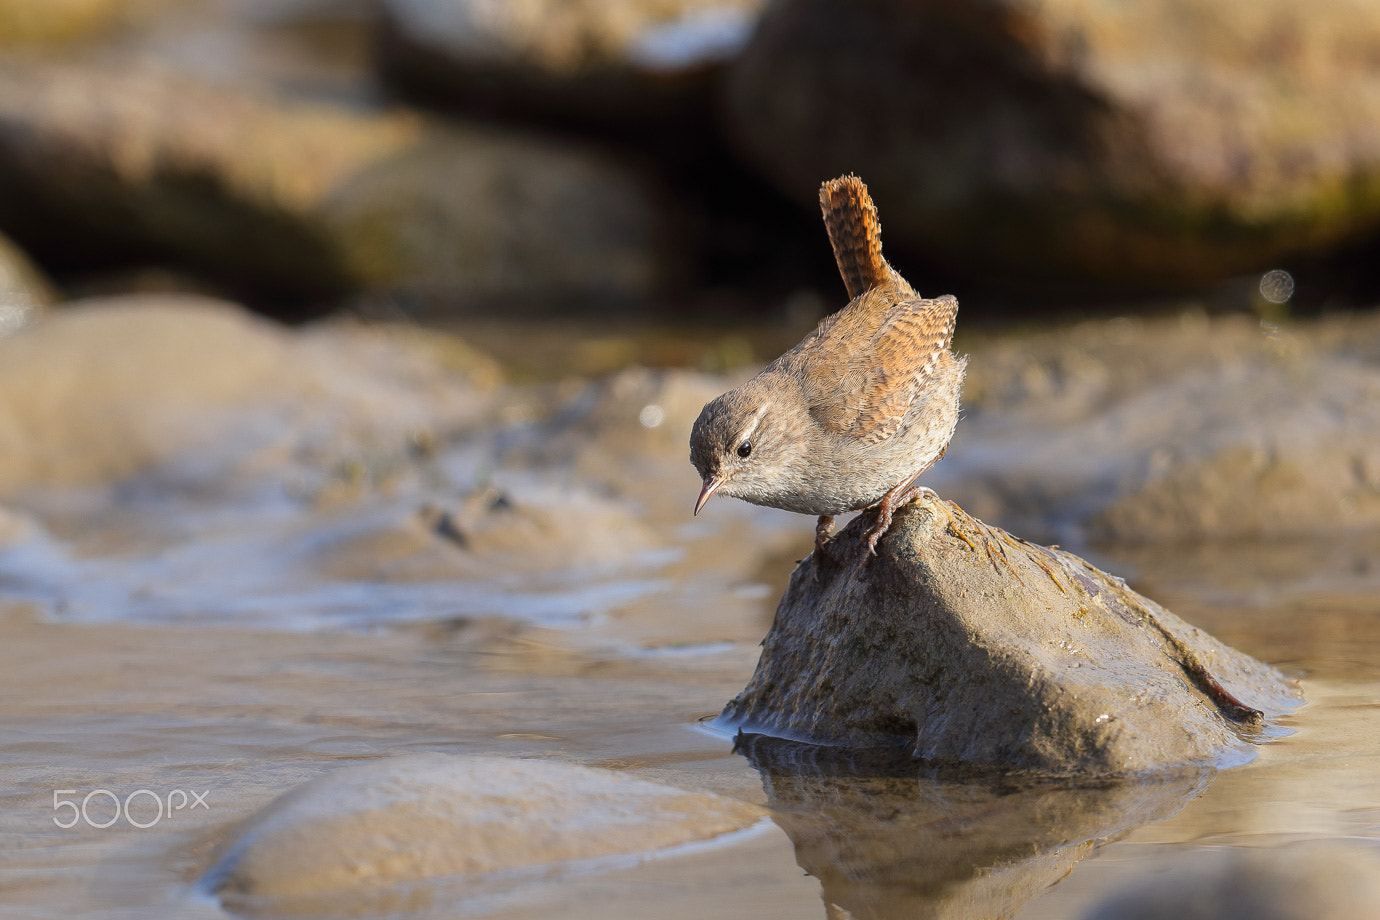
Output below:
[690,174,966,561]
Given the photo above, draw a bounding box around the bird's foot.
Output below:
[862,507,893,559]
[810,515,838,581]
[814,515,835,555]
[903,485,940,505]
[851,483,910,577]
[854,484,955,578]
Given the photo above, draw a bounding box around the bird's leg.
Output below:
[857,479,959,576]
[862,480,912,558]
[814,515,835,556]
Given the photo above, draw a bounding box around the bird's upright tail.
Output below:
[818,174,913,300]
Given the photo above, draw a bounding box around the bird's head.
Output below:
[688,373,805,514]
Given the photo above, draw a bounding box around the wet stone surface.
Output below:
[720,495,1302,774]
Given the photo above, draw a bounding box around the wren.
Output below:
[689,174,966,563]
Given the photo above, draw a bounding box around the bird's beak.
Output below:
[694,476,724,515]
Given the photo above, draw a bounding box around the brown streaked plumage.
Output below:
[819,173,909,299]
[690,174,966,566]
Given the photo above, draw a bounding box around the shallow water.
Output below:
[2,491,1378,919]
[2,310,1379,918]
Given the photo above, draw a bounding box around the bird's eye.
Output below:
[736,440,752,458]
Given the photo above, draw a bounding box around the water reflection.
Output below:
[735,735,1215,920]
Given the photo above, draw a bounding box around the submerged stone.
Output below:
[1081,841,1380,920]
[719,495,1301,773]
[205,754,763,916]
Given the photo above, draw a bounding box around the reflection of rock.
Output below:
[0,232,53,335]
[944,312,1380,543]
[0,59,675,303]
[724,0,1380,284]
[737,737,1211,920]
[205,753,764,916]
[719,495,1300,773]
[1081,841,1380,920]
[378,0,764,129]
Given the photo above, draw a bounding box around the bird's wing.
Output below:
[806,295,959,444]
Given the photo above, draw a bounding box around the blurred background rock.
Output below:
[1,0,1376,347]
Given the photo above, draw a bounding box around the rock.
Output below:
[315,483,664,582]
[0,58,675,304]
[0,295,495,494]
[0,0,148,45]
[0,295,699,628]
[0,232,55,336]
[723,0,1380,285]
[508,366,731,520]
[204,753,764,916]
[717,494,1301,773]
[940,311,1380,543]
[0,296,296,492]
[1080,842,1380,920]
[378,0,765,130]
[1083,334,1380,542]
